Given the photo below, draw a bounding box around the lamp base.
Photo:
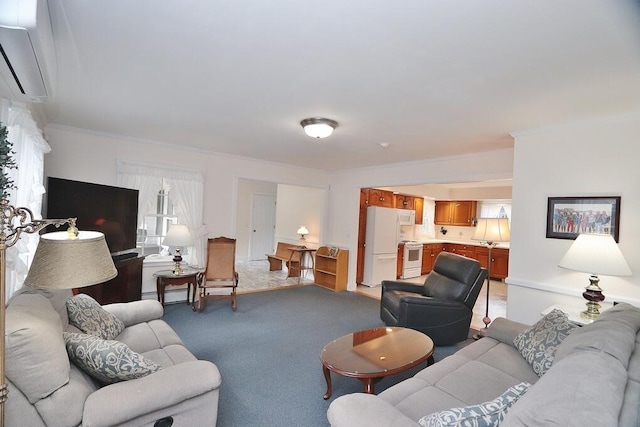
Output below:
[580,274,605,320]
[172,249,184,275]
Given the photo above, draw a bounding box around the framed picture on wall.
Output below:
[546,196,621,242]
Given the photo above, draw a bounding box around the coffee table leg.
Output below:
[322,365,332,400]
[361,378,376,394]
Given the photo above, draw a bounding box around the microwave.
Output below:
[398,210,415,225]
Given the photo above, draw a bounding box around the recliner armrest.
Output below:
[382,280,424,294]
[82,360,221,427]
[102,299,164,327]
[398,294,466,308]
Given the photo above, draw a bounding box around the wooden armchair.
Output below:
[193,236,239,312]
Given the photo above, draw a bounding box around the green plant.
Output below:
[0,123,17,200]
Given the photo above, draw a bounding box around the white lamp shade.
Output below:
[472,218,511,243]
[297,226,309,236]
[24,231,117,289]
[162,224,193,247]
[559,233,632,277]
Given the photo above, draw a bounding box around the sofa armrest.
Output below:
[82,360,221,427]
[102,299,164,327]
[382,280,424,294]
[485,317,530,347]
[328,393,418,427]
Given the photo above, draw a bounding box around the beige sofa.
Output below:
[328,303,640,426]
[5,286,221,427]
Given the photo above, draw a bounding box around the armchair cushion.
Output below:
[64,332,162,384]
[5,293,70,404]
[67,294,125,340]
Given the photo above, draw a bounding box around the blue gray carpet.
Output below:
[162,285,473,427]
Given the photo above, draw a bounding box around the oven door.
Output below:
[402,244,423,279]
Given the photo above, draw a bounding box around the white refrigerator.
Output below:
[362,206,401,287]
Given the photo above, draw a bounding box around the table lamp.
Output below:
[0,200,117,426]
[471,218,511,332]
[163,224,193,275]
[297,226,309,241]
[559,233,632,319]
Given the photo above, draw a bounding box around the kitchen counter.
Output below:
[412,239,510,249]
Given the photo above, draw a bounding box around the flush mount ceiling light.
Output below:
[300,117,338,139]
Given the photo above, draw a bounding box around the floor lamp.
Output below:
[471,217,511,336]
[0,199,117,426]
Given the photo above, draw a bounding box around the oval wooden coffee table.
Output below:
[320,326,434,399]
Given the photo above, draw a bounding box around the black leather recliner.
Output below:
[380,252,488,345]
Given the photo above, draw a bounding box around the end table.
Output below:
[153,269,201,307]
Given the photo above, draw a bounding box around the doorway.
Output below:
[250,194,276,260]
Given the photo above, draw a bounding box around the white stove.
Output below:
[401,241,423,279]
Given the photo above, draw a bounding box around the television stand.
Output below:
[112,251,139,262]
[76,254,145,304]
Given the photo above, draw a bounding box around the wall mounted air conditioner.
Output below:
[0,0,56,102]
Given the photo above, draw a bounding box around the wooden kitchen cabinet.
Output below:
[394,194,414,210]
[414,197,424,225]
[443,243,476,260]
[421,243,443,274]
[474,246,509,279]
[434,201,478,226]
[367,188,395,208]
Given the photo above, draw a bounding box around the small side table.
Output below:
[541,303,613,326]
[290,247,316,284]
[153,269,201,307]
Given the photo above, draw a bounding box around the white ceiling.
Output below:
[21,1,640,170]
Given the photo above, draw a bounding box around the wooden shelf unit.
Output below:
[314,246,349,291]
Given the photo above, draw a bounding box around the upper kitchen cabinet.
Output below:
[434,201,478,226]
[394,194,414,210]
[414,197,424,225]
[365,188,395,208]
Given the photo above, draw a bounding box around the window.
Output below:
[480,201,512,220]
[117,160,206,267]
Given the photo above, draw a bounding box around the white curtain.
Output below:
[117,160,206,267]
[3,103,51,300]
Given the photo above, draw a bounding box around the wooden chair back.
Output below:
[204,236,237,283]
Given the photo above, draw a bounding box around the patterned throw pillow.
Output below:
[64,332,162,384]
[418,382,531,427]
[66,294,125,340]
[513,309,577,377]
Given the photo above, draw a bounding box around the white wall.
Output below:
[508,113,640,324]
[275,184,324,248]
[43,125,330,239]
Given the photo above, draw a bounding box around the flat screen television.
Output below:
[45,177,139,256]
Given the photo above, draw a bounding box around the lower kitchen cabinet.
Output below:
[474,246,509,279]
[421,243,443,275]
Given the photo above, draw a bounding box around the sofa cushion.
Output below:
[418,381,530,427]
[66,293,125,340]
[513,309,577,376]
[5,293,70,404]
[64,332,162,384]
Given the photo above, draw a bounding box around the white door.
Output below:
[250,194,276,260]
